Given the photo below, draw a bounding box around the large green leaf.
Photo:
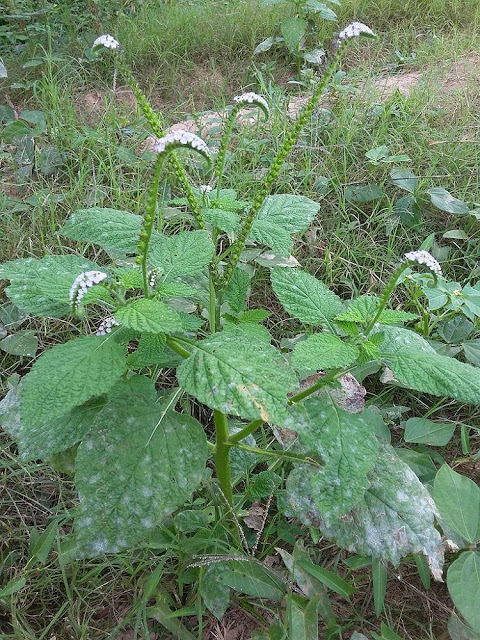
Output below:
[149,230,214,279]
[292,333,359,370]
[282,443,444,577]
[224,268,251,314]
[427,187,470,215]
[59,207,160,254]
[0,255,100,317]
[404,417,455,446]
[20,335,126,427]
[434,464,480,544]
[0,376,105,461]
[271,268,342,328]
[75,379,208,556]
[447,552,480,633]
[334,295,417,326]
[177,332,298,423]
[281,16,307,52]
[115,299,183,333]
[379,326,480,404]
[219,560,285,600]
[296,397,379,523]
[250,195,320,255]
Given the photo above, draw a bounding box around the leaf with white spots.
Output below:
[296,397,379,523]
[75,378,208,556]
[177,332,298,423]
[282,443,444,578]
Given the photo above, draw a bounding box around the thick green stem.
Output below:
[221,49,343,287]
[213,410,234,507]
[228,419,263,445]
[230,442,319,465]
[165,336,192,359]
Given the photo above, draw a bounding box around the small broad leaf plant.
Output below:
[1,24,479,606]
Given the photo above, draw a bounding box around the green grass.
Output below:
[1,0,480,638]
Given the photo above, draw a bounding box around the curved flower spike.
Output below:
[93,34,120,50]
[96,316,119,336]
[337,22,375,43]
[151,130,211,162]
[403,250,442,279]
[198,185,213,195]
[69,271,108,309]
[147,268,162,289]
[233,92,270,120]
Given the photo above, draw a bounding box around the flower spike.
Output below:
[336,22,375,44]
[233,92,270,120]
[403,250,442,279]
[151,131,211,163]
[92,34,120,50]
[69,271,108,309]
[96,316,119,336]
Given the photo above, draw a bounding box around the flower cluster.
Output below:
[198,185,213,195]
[233,92,270,119]
[147,268,162,288]
[403,250,442,278]
[69,271,108,308]
[93,34,120,50]
[337,22,375,43]
[96,316,119,336]
[151,131,211,159]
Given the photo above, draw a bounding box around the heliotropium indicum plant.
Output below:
[1,24,480,627]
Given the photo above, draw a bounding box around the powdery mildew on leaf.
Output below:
[75,378,207,556]
[177,332,298,423]
[271,268,342,327]
[296,397,378,523]
[282,443,444,579]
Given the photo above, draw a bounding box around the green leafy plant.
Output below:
[254,0,342,77]
[1,25,480,635]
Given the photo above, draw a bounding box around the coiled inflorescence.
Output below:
[403,250,442,279]
[336,22,375,43]
[96,316,119,336]
[147,268,162,289]
[92,34,120,50]
[69,271,108,309]
[151,131,211,161]
[233,92,270,120]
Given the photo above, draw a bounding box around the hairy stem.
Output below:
[228,419,264,445]
[213,410,234,507]
[165,336,192,359]
[230,442,320,465]
[364,263,410,335]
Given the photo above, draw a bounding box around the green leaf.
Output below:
[115,299,183,333]
[250,220,293,255]
[448,614,480,640]
[390,168,418,193]
[304,0,337,19]
[296,397,379,523]
[372,558,387,616]
[292,334,359,370]
[240,309,271,323]
[202,208,240,232]
[271,268,342,328]
[463,339,480,366]
[461,283,480,319]
[28,520,58,565]
[255,194,320,234]
[128,333,166,366]
[345,185,384,203]
[0,576,27,598]
[75,379,208,556]
[201,563,231,619]
[0,376,105,461]
[177,332,297,424]
[20,335,126,427]
[149,230,214,279]
[60,207,161,254]
[434,464,480,544]
[296,557,356,599]
[254,37,276,55]
[404,417,455,446]
[437,315,473,343]
[281,17,307,52]
[393,194,422,227]
[447,552,480,633]
[220,560,285,600]
[395,448,437,480]
[283,443,444,577]
[379,325,480,404]
[427,187,470,214]
[0,255,100,317]
[287,594,319,640]
[1,119,32,141]
[0,330,37,356]
[335,295,416,326]
[225,268,251,314]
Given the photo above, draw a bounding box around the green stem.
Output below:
[213,104,242,198]
[165,336,192,359]
[230,442,319,465]
[228,419,263,445]
[208,274,216,333]
[213,410,234,507]
[288,368,343,404]
[139,154,165,295]
[221,47,344,288]
[364,263,410,335]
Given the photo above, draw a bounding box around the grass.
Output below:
[1,0,480,637]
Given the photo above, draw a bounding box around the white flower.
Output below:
[403,250,442,278]
[337,22,375,42]
[233,92,270,118]
[147,268,162,288]
[93,34,120,50]
[199,185,213,194]
[69,270,108,308]
[96,316,119,336]
[151,130,211,157]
